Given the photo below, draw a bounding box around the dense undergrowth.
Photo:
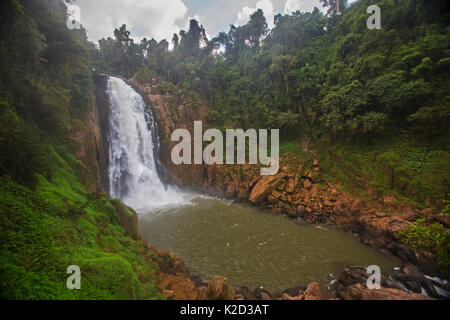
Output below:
[0,151,163,299]
[0,0,163,299]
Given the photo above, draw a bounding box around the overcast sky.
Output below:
[69,0,358,44]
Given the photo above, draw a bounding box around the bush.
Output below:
[399,218,450,277]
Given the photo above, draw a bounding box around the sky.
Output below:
[69,0,359,44]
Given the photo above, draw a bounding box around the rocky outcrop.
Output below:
[69,92,106,192]
[300,282,326,300]
[206,276,235,300]
[345,283,434,300]
[150,245,239,300]
[249,172,288,203]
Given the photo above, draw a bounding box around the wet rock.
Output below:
[345,283,434,300]
[393,243,418,264]
[415,252,438,276]
[281,285,306,298]
[234,286,256,300]
[254,288,272,300]
[206,276,235,300]
[280,293,296,300]
[330,280,346,299]
[338,267,396,289]
[300,282,325,300]
[394,274,423,293]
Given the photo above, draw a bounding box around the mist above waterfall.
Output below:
[106,77,189,212]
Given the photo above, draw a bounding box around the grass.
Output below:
[0,145,164,300]
[315,132,450,209]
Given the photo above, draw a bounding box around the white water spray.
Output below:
[105,77,188,212]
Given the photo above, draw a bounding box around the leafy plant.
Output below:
[399,218,450,277]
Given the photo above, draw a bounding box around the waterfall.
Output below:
[105,76,186,212]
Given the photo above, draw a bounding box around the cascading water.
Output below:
[105,76,187,212]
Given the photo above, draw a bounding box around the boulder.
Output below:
[234,286,256,300]
[249,173,287,203]
[206,276,235,300]
[345,283,434,300]
[158,272,205,300]
[254,288,272,300]
[300,282,325,300]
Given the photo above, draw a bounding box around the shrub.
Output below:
[399,218,450,277]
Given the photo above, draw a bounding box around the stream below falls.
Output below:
[139,196,399,292]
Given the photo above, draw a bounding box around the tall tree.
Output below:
[113,24,132,77]
[248,9,268,48]
[172,33,179,50]
[319,0,348,15]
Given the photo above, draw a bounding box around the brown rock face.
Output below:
[345,283,434,300]
[70,93,106,192]
[206,276,235,300]
[158,273,207,300]
[249,173,287,203]
[301,282,325,300]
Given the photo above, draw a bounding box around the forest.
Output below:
[0,0,449,300]
[98,0,449,143]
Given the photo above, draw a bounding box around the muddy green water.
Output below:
[139,196,399,292]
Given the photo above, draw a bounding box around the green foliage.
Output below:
[0,154,163,299]
[103,0,448,142]
[0,100,49,186]
[0,0,164,299]
[399,218,450,277]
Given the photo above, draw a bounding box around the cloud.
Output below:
[283,0,323,14]
[73,0,188,43]
[235,0,275,29]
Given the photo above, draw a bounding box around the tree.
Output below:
[319,0,348,15]
[114,24,132,77]
[172,33,179,50]
[248,9,268,48]
[179,19,208,57]
[270,55,294,95]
